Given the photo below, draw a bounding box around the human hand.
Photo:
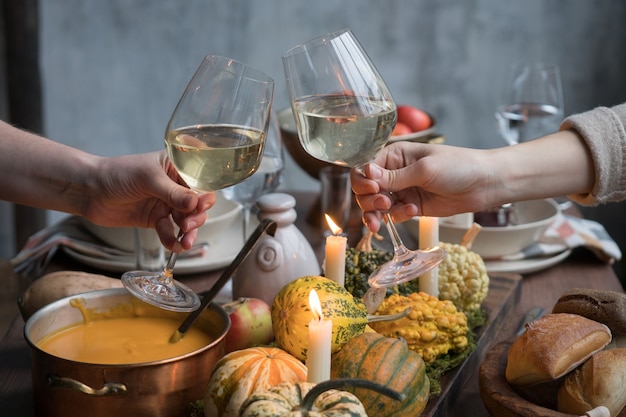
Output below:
[351,142,495,232]
[84,151,215,252]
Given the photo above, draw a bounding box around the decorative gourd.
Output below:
[203,346,307,417]
[369,292,469,363]
[239,378,404,417]
[271,276,368,361]
[331,332,430,417]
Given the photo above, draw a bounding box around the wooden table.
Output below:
[0,191,623,417]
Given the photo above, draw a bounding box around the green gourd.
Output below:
[271,276,368,361]
[331,332,431,417]
[239,378,404,417]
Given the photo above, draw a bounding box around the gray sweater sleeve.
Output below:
[560,103,626,205]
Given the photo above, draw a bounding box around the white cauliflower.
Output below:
[436,242,489,314]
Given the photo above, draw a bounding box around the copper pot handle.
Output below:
[48,374,127,396]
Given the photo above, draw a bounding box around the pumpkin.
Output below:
[239,378,404,417]
[271,276,368,361]
[203,346,307,417]
[331,332,430,417]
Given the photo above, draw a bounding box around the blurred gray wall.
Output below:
[2,0,626,260]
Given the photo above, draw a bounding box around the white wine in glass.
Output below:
[122,55,274,312]
[283,29,445,288]
[496,62,563,146]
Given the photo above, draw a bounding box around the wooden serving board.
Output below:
[422,273,522,417]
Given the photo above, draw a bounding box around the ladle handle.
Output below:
[171,218,277,342]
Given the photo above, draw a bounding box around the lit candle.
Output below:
[306,289,332,383]
[419,216,439,297]
[324,214,347,286]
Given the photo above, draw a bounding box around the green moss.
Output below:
[424,308,485,395]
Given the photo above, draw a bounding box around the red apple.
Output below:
[397,105,432,132]
[392,122,412,136]
[222,297,274,353]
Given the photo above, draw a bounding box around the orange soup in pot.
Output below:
[36,297,214,364]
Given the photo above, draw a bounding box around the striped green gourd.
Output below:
[271,276,368,361]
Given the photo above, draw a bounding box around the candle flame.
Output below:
[309,289,324,321]
[324,214,343,235]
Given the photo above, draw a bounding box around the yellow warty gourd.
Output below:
[369,292,469,363]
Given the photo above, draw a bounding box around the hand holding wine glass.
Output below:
[496,62,564,146]
[122,55,274,311]
[282,29,445,288]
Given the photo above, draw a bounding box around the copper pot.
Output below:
[24,288,230,417]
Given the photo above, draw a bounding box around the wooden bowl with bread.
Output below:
[479,288,626,417]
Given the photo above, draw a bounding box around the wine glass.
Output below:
[496,62,571,209]
[282,29,445,288]
[495,62,564,146]
[122,55,274,311]
[221,111,284,241]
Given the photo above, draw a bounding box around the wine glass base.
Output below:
[121,270,201,312]
[368,246,446,288]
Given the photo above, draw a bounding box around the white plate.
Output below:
[485,249,572,275]
[62,225,245,275]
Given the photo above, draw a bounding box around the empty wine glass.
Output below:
[221,112,284,241]
[122,55,274,311]
[496,62,564,146]
[282,29,445,288]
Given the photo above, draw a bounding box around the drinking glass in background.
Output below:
[496,62,571,209]
[496,62,564,146]
[222,112,285,241]
[134,228,165,272]
[319,166,351,237]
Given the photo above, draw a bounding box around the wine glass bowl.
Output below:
[122,55,274,311]
[282,29,445,288]
[221,112,285,240]
[278,108,334,180]
[496,62,563,146]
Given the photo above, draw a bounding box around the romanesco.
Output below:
[343,230,489,315]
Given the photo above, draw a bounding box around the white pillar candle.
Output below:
[306,289,332,383]
[324,214,347,286]
[419,216,439,297]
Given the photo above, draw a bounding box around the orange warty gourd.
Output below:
[203,346,307,417]
[331,332,430,417]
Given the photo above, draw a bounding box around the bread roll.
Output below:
[558,348,626,417]
[552,288,626,336]
[505,313,611,387]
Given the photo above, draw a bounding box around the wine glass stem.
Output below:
[382,212,408,255]
[162,229,184,280]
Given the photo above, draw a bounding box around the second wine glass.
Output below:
[121,55,274,311]
[496,62,563,146]
[282,29,445,288]
[221,112,285,241]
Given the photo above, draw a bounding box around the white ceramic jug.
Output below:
[232,193,321,305]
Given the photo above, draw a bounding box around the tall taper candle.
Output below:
[418,216,439,296]
[306,289,332,383]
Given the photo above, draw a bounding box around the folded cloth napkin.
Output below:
[11,216,130,278]
[487,214,622,263]
[11,216,207,278]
